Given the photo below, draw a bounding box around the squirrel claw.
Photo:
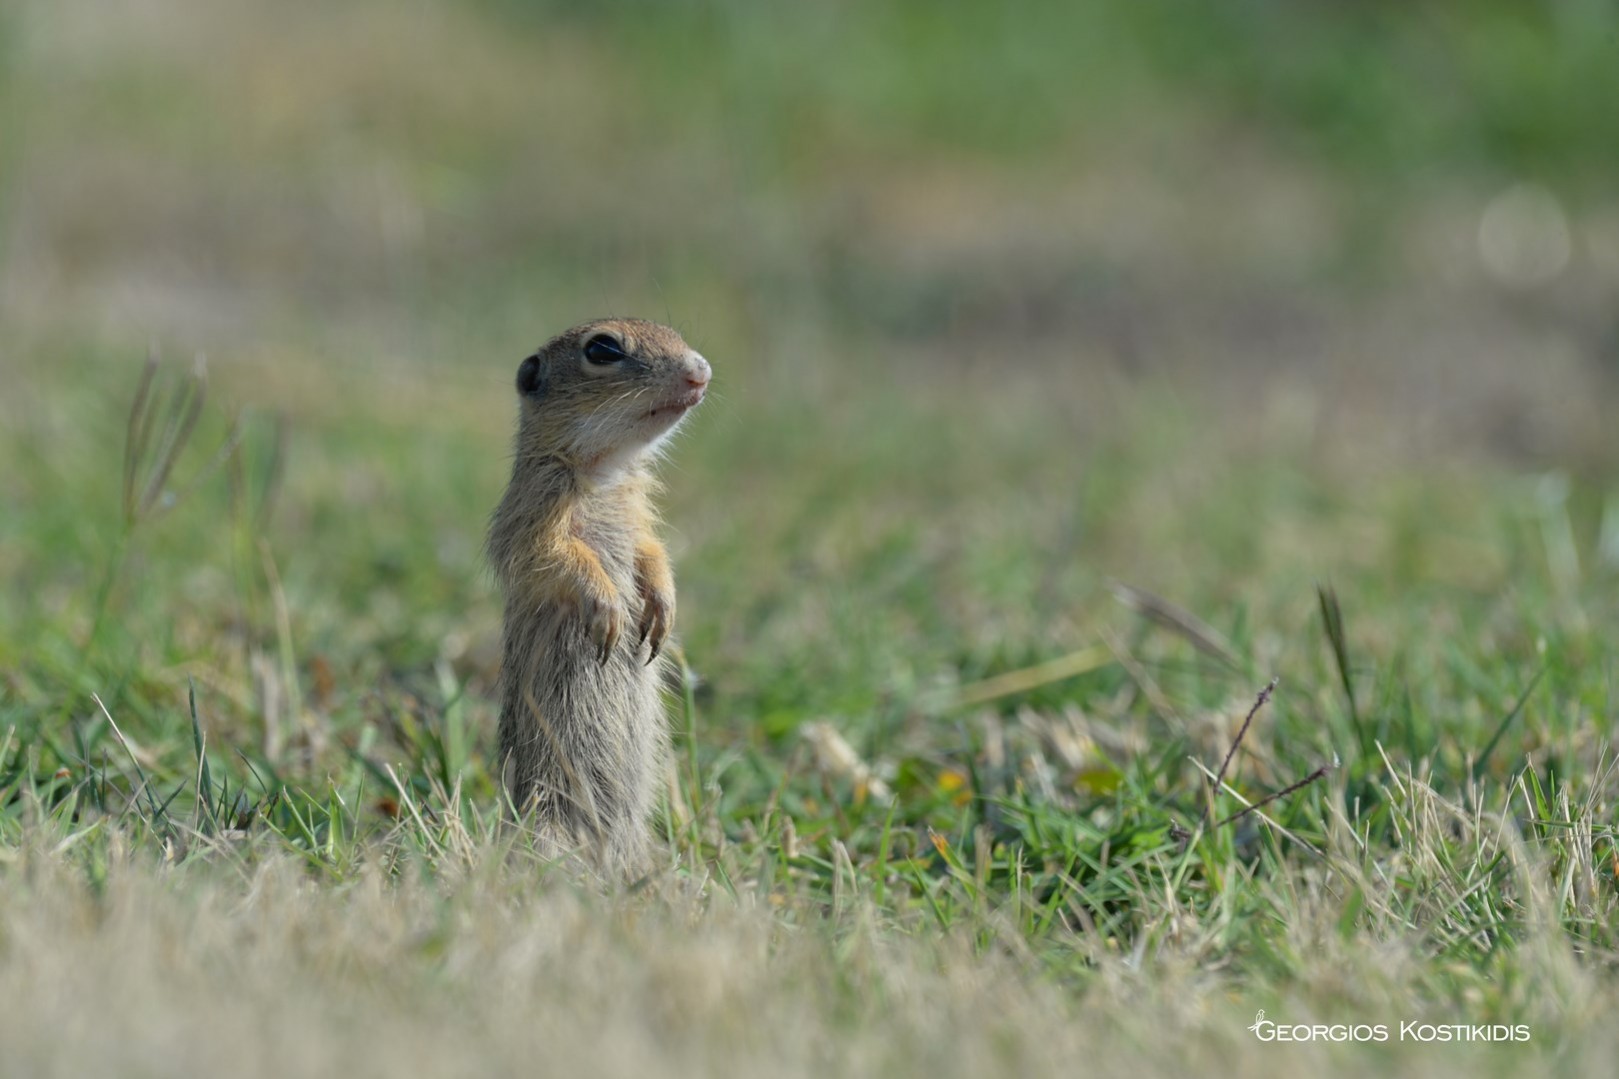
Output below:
[581,594,623,666]
[635,588,673,666]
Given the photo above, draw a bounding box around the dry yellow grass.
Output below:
[0,803,1612,1079]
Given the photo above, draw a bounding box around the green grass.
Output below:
[5,330,1618,1072]
[4,1,1619,1075]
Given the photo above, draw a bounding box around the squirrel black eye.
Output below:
[582,334,625,366]
[516,354,543,396]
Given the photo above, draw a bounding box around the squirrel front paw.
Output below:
[571,584,625,665]
[635,585,674,664]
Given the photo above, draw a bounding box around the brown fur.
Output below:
[486,318,710,875]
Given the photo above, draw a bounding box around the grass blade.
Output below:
[190,678,217,833]
[1472,667,1544,784]
[1317,582,1367,756]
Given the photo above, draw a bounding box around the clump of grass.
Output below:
[84,352,243,656]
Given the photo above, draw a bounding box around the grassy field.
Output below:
[4,1,1619,1075]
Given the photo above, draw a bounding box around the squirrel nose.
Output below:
[684,353,712,389]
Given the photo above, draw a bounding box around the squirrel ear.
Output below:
[516,354,545,397]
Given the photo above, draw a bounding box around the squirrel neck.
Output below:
[510,443,640,500]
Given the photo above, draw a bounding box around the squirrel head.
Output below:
[513,318,711,479]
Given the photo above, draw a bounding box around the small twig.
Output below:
[1177,755,1333,858]
[1217,762,1333,828]
[1199,677,1278,829]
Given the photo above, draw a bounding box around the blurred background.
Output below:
[2,0,1617,775]
[6,1,1617,431]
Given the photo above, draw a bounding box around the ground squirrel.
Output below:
[486,318,710,874]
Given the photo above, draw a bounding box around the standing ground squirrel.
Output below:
[486,318,710,874]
